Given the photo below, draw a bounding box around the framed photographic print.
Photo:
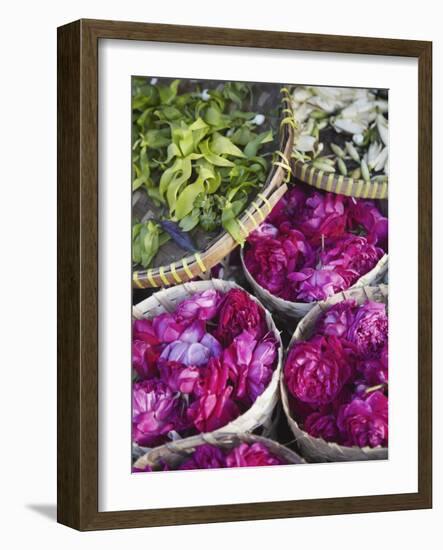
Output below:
[57,19,432,530]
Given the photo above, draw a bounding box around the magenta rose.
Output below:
[321,235,383,279]
[316,300,357,338]
[304,412,339,442]
[348,199,388,248]
[347,301,388,357]
[244,238,289,295]
[133,318,160,345]
[247,222,279,242]
[159,321,222,367]
[179,444,226,470]
[214,288,266,346]
[285,335,352,406]
[358,341,389,385]
[298,192,348,244]
[289,267,352,302]
[159,361,200,394]
[337,390,388,448]
[132,379,179,446]
[188,357,240,433]
[153,313,186,343]
[225,442,285,468]
[132,338,162,379]
[174,290,221,322]
[224,330,277,405]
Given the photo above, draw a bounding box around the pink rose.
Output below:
[285,335,352,406]
[304,412,339,442]
[316,300,357,338]
[337,391,388,448]
[174,290,221,322]
[132,379,179,447]
[188,358,240,433]
[225,442,285,467]
[179,444,226,470]
[289,267,352,302]
[224,330,277,406]
[214,288,266,346]
[320,235,383,279]
[347,301,388,357]
[159,361,200,394]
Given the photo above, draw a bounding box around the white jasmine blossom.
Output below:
[252,114,265,125]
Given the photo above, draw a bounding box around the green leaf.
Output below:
[244,129,273,158]
[211,133,245,158]
[179,211,200,232]
[199,139,234,167]
[159,79,180,105]
[174,177,205,220]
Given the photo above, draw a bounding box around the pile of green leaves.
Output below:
[132,79,274,268]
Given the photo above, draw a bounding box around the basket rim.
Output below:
[292,158,388,199]
[280,284,389,458]
[133,431,306,470]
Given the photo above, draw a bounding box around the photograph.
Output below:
[130,77,389,472]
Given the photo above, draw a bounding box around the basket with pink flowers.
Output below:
[131,279,283,464]
[133,432,304,472]
[241,183,388,325]
[281,284,388,462]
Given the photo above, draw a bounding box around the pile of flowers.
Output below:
[134,441,287,472]
[244,185,388,303]
[132,288,279,450]
[284,299,388,448]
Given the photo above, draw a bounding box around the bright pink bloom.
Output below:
[225,442,285,467]
[179,444,226,470]
[187,358,240,432]
[132,380,179,447]
[224,331,277,405]
[347,301,388,356]
[153,313,186,343]
[337,391,388,447]
[304,412,339,442]
[175,290,221,322]
[159,361,200,394]
[321,235,383,279]
[285,335,352,406]
[289,267,352,302]
[215,288,266,346]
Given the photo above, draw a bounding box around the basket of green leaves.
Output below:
[132,78,294,288]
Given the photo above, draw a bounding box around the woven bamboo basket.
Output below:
[241,249,388,325]
[291,88,388,199]
[132,279,283,444]
[133,432,304,470]
[132,83,294,289]
[280,284,389,463]
[291,158,388,199]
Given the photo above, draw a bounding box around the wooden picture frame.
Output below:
[57,19,432,531]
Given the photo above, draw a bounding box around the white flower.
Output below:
[200,89,210,101]
[376,114,389,145]
[294,134,316,152]
[353,133,364,145]
[252,114,265,125]
[150,77,158,85]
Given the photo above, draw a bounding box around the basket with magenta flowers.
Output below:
[280,284,388,462]
[131,280,283,464]
[241,183,388,324]
[133,432,304,472]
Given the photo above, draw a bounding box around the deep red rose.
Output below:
[225,442,285,467]
[214,288,266,346]
[285,335,352,406]
[337,390,388,448]
[304,412,339,442]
